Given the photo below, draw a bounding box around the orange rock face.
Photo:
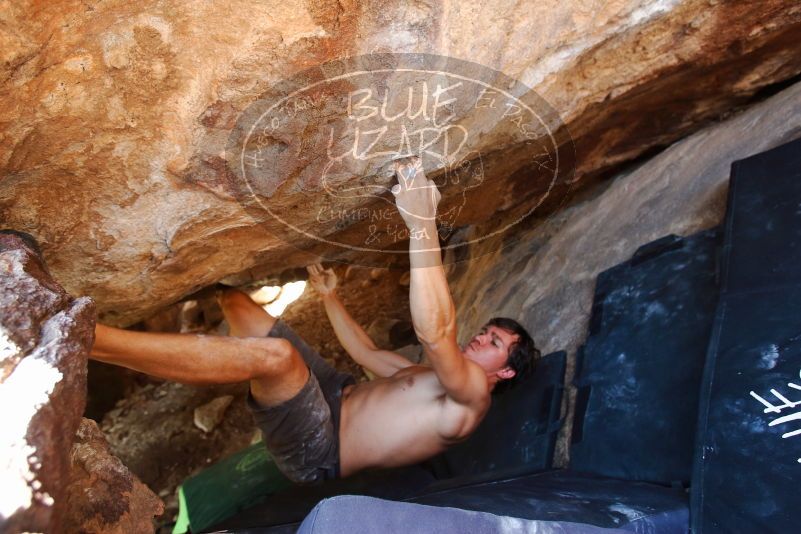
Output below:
[1,1,800,325]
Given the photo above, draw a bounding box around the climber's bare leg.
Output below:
[91,321,309,406]
[215,287,314,405]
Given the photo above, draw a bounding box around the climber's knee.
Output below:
[249,338,310,406]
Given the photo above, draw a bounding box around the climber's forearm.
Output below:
[321,292,413,377]
[321,292,378,359]
[407,220,456,344]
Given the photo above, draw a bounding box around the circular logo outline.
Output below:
[228,53,575,261]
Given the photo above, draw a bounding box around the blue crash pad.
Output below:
[571,229,721,485]
[296,495,632,534]
[693,137,801,533]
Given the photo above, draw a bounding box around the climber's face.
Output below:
[463,325,518,379]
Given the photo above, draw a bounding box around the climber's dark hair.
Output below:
[486,317,540,395]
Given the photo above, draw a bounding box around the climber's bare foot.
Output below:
[218,287,276,338]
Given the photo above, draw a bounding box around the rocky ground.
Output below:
[91,262,413,529]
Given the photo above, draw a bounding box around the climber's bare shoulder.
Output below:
[337,361,490,477]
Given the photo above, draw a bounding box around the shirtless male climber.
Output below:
[90,157,539,484]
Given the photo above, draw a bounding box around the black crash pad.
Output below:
[692,137,801,533]
[571,229,721,485]
[719,136,801,294]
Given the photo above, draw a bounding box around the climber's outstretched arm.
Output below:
[391,157,488,407]
[307,264,413,377]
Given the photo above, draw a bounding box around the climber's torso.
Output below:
[337,364,488,477]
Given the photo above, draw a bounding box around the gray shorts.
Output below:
[247,320,355,484]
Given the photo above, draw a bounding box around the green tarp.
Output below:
[173,442,291,533]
